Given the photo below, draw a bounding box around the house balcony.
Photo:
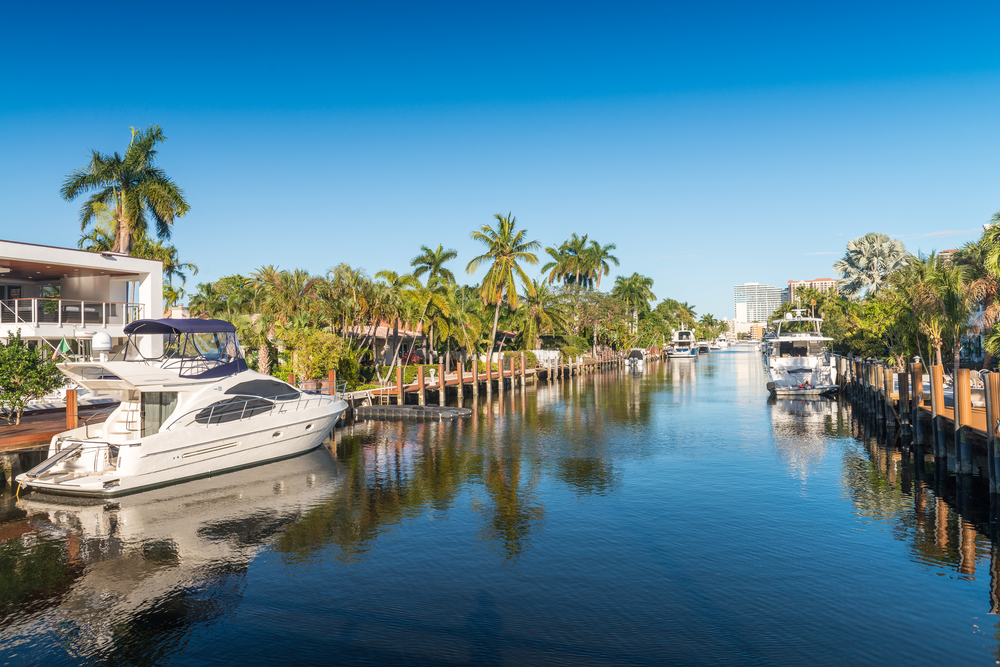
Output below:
[0,298,143,334]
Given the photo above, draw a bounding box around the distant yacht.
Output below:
[764,310,837,397]
[668,329,697,358]
[17,318,348,498]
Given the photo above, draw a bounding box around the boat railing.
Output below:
[165,391,338,431]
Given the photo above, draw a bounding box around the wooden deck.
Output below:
[0,406,112,451]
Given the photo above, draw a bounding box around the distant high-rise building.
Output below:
[786,278,839,303]
[938,249,957,265]
[734,282,783,323]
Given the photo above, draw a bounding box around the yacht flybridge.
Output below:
[669,329,697,358]
[764,310,837,397]
[16,318,348,498]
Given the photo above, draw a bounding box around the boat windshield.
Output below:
[116,322,246,378]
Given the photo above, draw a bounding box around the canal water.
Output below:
[2,348,1000,665]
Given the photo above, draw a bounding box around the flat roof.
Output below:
[0,238,161,281]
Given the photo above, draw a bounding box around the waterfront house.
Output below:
[0,239,162,360]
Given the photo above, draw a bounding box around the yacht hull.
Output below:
[17,402,345,498]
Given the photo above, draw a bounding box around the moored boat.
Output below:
[668,329,698,358]
[764,310,837,397]
[16,318,348,498]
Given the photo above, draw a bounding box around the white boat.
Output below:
[626,347,646,372]
[765,310,837,397]
[714,336,729,350]
[668,329,697,358]
[697,341,711,354]
[16,318,348,498]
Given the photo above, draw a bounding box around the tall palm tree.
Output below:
[466,212,540,353]
[516,279,570,349]
[958,222,1000,368]
[834,233,908,299]
[612,273,656,334]
[61,125,190,256]
[410,244,458,286]
[586,240,619,291]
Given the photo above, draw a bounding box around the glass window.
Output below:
[142,392,178,437]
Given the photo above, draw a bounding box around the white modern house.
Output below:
[0,239,162,360]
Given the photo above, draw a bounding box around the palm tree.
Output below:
[958,222,1000,368]
[516,280,570,349]
[611,273,656,333]
[834,233,908,299]
[61,125,190,256]
[410,244,458,286]
[586,240,619,291]
[466,212,540,354]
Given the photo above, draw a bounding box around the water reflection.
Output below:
[1,450,342,662]
[8,356,1000,663]
[769,397,849,480]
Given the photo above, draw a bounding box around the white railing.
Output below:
[165,390,340,431]
[0,298,143,327]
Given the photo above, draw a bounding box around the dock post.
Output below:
[457,352,465,404]
[956,368,973,475]
[520,352,526,389]
[328,369,336,396]
[289,372,296,386]
[66,388,78,430]
[472,355,480,400]
[898,371,911,441]
[486,353,493,398]
[438,363,446,406]
[985,371,1000,493]
[931,365,948,465]
[874,364,885,423]
[498,356,505,399]
[884,367,895,426]
[912,362,925,444]
[417,365,426,406]
[397,366,404,405]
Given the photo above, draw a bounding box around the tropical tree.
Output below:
[516,280,570,349]
[466,212,540,353]
[585,240,619,291]
[410,244,458,286]
[611,273,656,333]
[61,125,190,256]
[834,233,908,299]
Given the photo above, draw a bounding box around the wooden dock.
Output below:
[831,353,1000,490]
[0,403,113,451]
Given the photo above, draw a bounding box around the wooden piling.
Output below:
[956,368,973,475]
[396,366,404,405]
[520,351,526,389]
[911,362,925,444]
[288,372,296,386]
[486,353,493,397]
[417,365,426,406]
[66,388,78,430]
[985,371,1000,493]
[472,356,480,400]
[930,365,947,462]
[438,363,446,406]
[457,352,465,404]
[898,371,911,439]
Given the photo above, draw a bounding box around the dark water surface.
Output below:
[3,349,1000,665]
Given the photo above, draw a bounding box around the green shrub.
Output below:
[476,360,500,372]
[524,350,538,368]
[560,345,582,360]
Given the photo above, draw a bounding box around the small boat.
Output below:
[16,318,349,498]
[765,310,837,397]
[626,348,646,372]
[668,329,697,358]
[697,341,711,354]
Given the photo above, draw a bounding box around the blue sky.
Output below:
[2,1,999,318]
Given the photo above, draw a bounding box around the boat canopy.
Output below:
[124,318,237,335]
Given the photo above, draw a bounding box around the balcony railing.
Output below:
[0,298,143,327]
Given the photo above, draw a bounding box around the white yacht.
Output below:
[765,310,837,397]
[715,335,730,350]
[668,329,697,358]
[16,318,348,498]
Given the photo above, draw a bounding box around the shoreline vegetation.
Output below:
[54,125,1000,392]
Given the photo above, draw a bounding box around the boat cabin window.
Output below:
[195,397,274,425]
[224,379,298,399]
[142,392,178,436]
